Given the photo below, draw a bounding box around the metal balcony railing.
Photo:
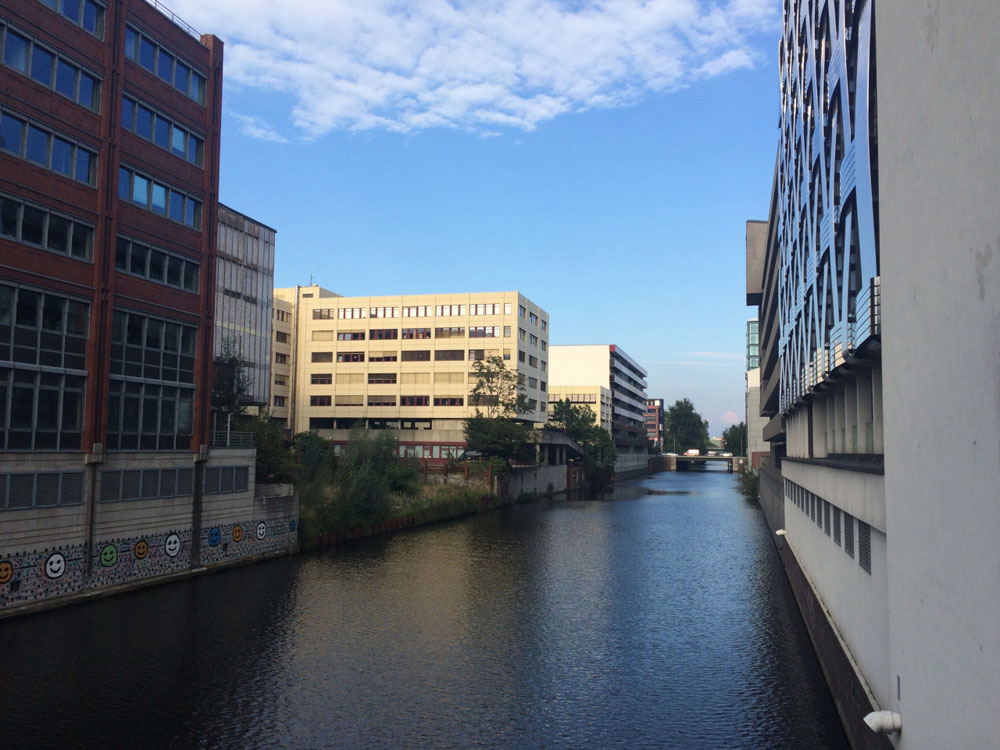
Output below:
[210,431,255,449]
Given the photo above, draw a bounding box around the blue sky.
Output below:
[171,0,781,434]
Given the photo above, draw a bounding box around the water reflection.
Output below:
[1,471,846,749]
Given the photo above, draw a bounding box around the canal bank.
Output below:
[0,470,847,749]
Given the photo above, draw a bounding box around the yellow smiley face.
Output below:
[232,525,243,542]
[0,560,12,584]
[134,540,148,559]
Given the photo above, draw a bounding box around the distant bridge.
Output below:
[664,455,746,473]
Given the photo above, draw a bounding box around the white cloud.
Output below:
[228,113,290,143]
[170,0,778,138]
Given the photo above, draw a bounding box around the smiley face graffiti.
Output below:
[0,560,13,584]
[255,522,267,541]
[44,552,67,580]
[208,527,222,547]
[232,525,243,543]
[275,521,284,535]
[134,539,149,559]
[289,519,297,533]
[100,544,118,567]
[164,533,181,558]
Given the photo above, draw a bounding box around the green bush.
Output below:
[739,469,760,500]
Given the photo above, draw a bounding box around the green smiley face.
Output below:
[100,544,118,567]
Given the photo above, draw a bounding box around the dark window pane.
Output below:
[185,199,200,229]
[78,73,97,110]
[30,46,54,86]
[182,262,198,292]
[65,301,87,336]
[47,215,70,253]
[42,296,63,331]
[70,224,92,259]
[16,291,39,327]
[148,250,165,281]
[26,126,49,166]
[173,61,189,95]
[0,198,18,238]
[61,0,81,24]
[166,256,182,286]
[168,190,184,223]
[121,97,134,130]
[188,135,203,165]
[51,137,73,176]
[118,167,130,200]
[154,116,169,149]
[0,113,24,155]
[74,149,93,184]
[83,2,102,36]
[125,27,137,60]
[21,206,45,245]
[56,58,77,98]
[139,37,155,71]
[157,50,173,83]
[4,32,29,73]
[130,243,148,275]
[136,105,152,138]
[62,389,82,430]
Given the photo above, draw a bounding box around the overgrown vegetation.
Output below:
[464,355,532,471]
[547,398,616,486]
[739,469,760,500]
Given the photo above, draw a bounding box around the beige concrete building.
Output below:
[269,296,293,428]
[273,285,549,459]
[547,385,613,432]
[549,344,648,476]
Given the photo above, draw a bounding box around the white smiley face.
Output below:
[45,552,67,580]
[164,533,181,558]
[255,522,266,541]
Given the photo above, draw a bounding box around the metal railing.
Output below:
[210,431,255,449]
[141,0,203,41]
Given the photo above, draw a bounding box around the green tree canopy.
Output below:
[547,399,616,478]
[721,422,747,455]
[664,398,710,454]
[465,356,531,466]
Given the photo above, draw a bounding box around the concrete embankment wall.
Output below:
[0,449,298,619]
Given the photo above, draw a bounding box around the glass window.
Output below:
[47,215,70,253]
[171,126,185,157]
[166,256,181,286]
[0,197,18,237]
[4,31,29,73]
[130,243,148,275]
[188,135,202,165]
[132,173,148,205]
[135,105,152,138]
[121,97,134,129]
[21,206,45,245]
[125,28,137,60]
[118,166,130,200]
[182,262,198,292]
[154,116,169,149]
[78,73,97,111]
[61,0,81,24]
[0,113,24,155]
[70,223,91,259]
[148,250,165,281]
[185,199,199,229]
[139,37,155,72]
[157,50,173,83]
[74,148,93,184]
[56,59,77,99]
[190,72,205,103]
[151,183,167,215]
[26,125,48,166]
[51,137,73,176]
[82,1,103,37]
[168,190,184,223]
[173,62,189,95]
[30,45,54,86]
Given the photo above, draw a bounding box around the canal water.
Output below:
[1,468,847,749]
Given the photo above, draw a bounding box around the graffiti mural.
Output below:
[198,517,297,566]
[90,529,192,586]
[0,543,89,609]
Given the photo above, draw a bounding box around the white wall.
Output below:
[879,2,1000,746]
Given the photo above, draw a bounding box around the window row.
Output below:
[1,109,96,185]
[0,284,88,370]
[0,369,85,450]
[109,309,197,384]
[105,380,194,451]
[1,23,101,110]
[121,95,204,166]
[312,303,520,321]
[786,479,872,574]
[470,326,501,338]
[309,395,467,408]
[118,166,201,228]
[100,467,194,502]
[275,309,290,322]
[36,0,105,38]
[115,236,199,293]
[0,471,83,510]
[0,193,93,261]
[204,466,250,495]
[125,25,206,104]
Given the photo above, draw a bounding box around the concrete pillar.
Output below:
[844,378,858,453]
[812,398,828,458]
[871,363,884,454]
[856,367,874,454]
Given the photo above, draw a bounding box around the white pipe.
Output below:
[864,711,902,734]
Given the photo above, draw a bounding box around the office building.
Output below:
[643,398,664,450]
[744,315,768,467]
[0,0,294,615]
[273,285,549,459]
[747,1,1000,746]
[549,345,648,475]
[547,385,613,433]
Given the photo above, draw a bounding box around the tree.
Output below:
[722,422,747,455]
[334,427,418,526]
[469,355,529,418]
[547,399,616,480]
[465,355,531,465]
[664,398,710,453]
[238,413,296,483]
[212,336,254,420]
[549,399,597,442]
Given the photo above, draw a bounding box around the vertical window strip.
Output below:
[858,521,872,574]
